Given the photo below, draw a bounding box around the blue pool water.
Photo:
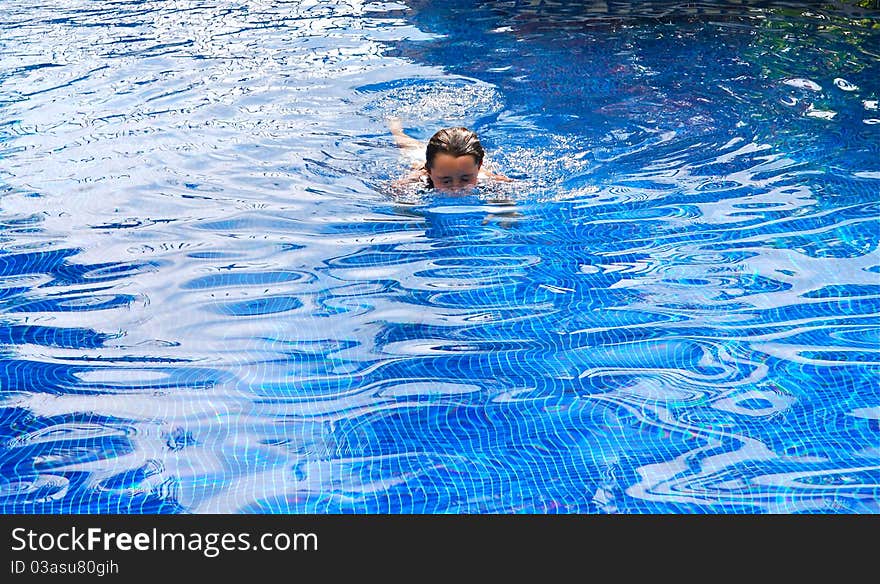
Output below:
[0,0,878,514]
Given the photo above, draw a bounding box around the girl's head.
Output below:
[424,127,484,191]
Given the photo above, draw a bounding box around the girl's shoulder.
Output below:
[392,167,429,189]
[479,167,514,183]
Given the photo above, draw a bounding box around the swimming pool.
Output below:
[0,0,877,514]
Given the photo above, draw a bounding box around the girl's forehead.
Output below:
[431,153,480,169]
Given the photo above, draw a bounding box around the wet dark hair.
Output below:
[424,127,484,187]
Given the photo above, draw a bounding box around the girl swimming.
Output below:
[388,118,513,192]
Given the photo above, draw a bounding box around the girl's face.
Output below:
[428,153,481,191]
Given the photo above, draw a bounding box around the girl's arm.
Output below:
[388,118,424,151]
